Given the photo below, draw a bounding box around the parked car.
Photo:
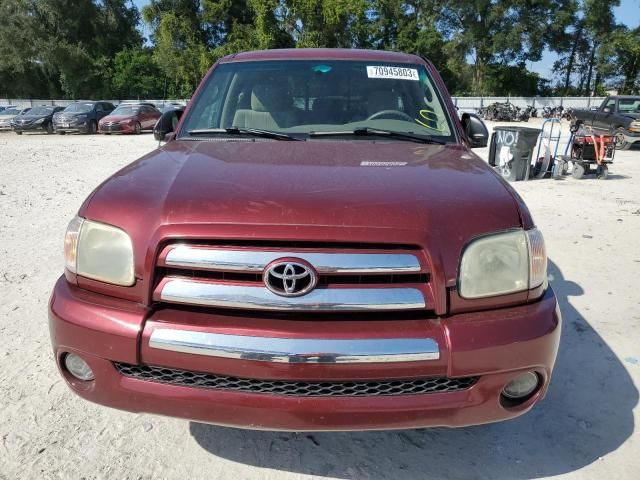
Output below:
[50,48,560,431]
[12,105,64,134]
[53,101,115,134]
[571,95,640,150]
[98,103,161,134]
[0,106,29,131]
[161,102,185,113]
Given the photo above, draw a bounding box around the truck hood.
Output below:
[81,140,526,285]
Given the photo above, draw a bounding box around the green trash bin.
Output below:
[489,127,541,181]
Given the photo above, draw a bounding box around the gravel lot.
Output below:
[1,121,639,479]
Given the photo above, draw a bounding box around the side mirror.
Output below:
[153,109,183,142]
[461,113,489,148]
[603,107,611,113]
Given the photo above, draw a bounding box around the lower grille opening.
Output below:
[115,362,478,397]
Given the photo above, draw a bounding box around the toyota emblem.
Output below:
[264,260,317,297]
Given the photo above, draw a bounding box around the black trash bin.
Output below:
[489,127,541,181]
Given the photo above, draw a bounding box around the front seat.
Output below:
[232,83,298,130]
[366,89,399,117]
[312,97,345,124]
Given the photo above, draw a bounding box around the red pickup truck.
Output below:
[49,49,560,431]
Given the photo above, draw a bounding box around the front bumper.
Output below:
[12,122,46,132]
[99,123,132,134]
[54,120,89,133]
[621,128,640,144]
[49,277,561,431]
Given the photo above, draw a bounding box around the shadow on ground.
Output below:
[190,260,637,479]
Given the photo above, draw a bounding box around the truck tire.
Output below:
[572,163,585,179]
[552,159,565,180]
[596,164,609,180]
[614,127,630,150]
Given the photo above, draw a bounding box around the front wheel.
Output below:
[570,121,581,133]
[614,127,630,150]
[133,122,141,135]
[572,163,585,179]
[15,131,22,135]
[596,164,609,180]
[46,122,54,134]
[87,120,97,134]
[552,159,566,180]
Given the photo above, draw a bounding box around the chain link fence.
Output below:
[1,96,605,112]
[0,99,189,108]
[452,96,606,111]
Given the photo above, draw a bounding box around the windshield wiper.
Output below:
[187,127,301,141]
[309,127,446,144]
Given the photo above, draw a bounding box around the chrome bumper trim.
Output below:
[149,328,440,363]
[160,279,426,311]
[164,246,422,274]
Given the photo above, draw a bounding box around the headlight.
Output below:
[458,228,546,298]
[629,121,640,132]
[34,118,45,124]
[64,216,135,286]
[119,119,132,124]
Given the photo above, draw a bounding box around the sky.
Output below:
[529,0,640,77]
[133,0,640,79]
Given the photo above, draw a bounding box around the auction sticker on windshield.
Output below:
[366,66,419,81]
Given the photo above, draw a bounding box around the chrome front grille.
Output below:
[164,246,422,273]
[154,244,432,312]
[115,362,477,397]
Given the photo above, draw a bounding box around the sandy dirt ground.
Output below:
[0,120,639,480]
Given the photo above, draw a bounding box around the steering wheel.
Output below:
[366,110,413,122]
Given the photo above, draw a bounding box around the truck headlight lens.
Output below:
[459,228,546,298]
[64,216,135,286]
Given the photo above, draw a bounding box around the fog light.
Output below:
[64,353,94,381]
[502,372,539,399]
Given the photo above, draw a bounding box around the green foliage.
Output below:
[0,0,638,99]
[112,48,165,98]
[483,64,543,97]
[608,26,640,94]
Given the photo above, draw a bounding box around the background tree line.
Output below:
[1,0,638,99]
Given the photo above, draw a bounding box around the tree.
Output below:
[443,0,562,95]
[609,26,640,94]
[0,0,142,98]
[112,47,166,98]
[280,0,370,48]
[369,1,467,93]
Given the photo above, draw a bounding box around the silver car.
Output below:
[0,107,31,131]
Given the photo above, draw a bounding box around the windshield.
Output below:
[28,106,55,116]
[618,98,640,113]
[111,105,141,116]
[180,60,455,141]
[64,103,94,113]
